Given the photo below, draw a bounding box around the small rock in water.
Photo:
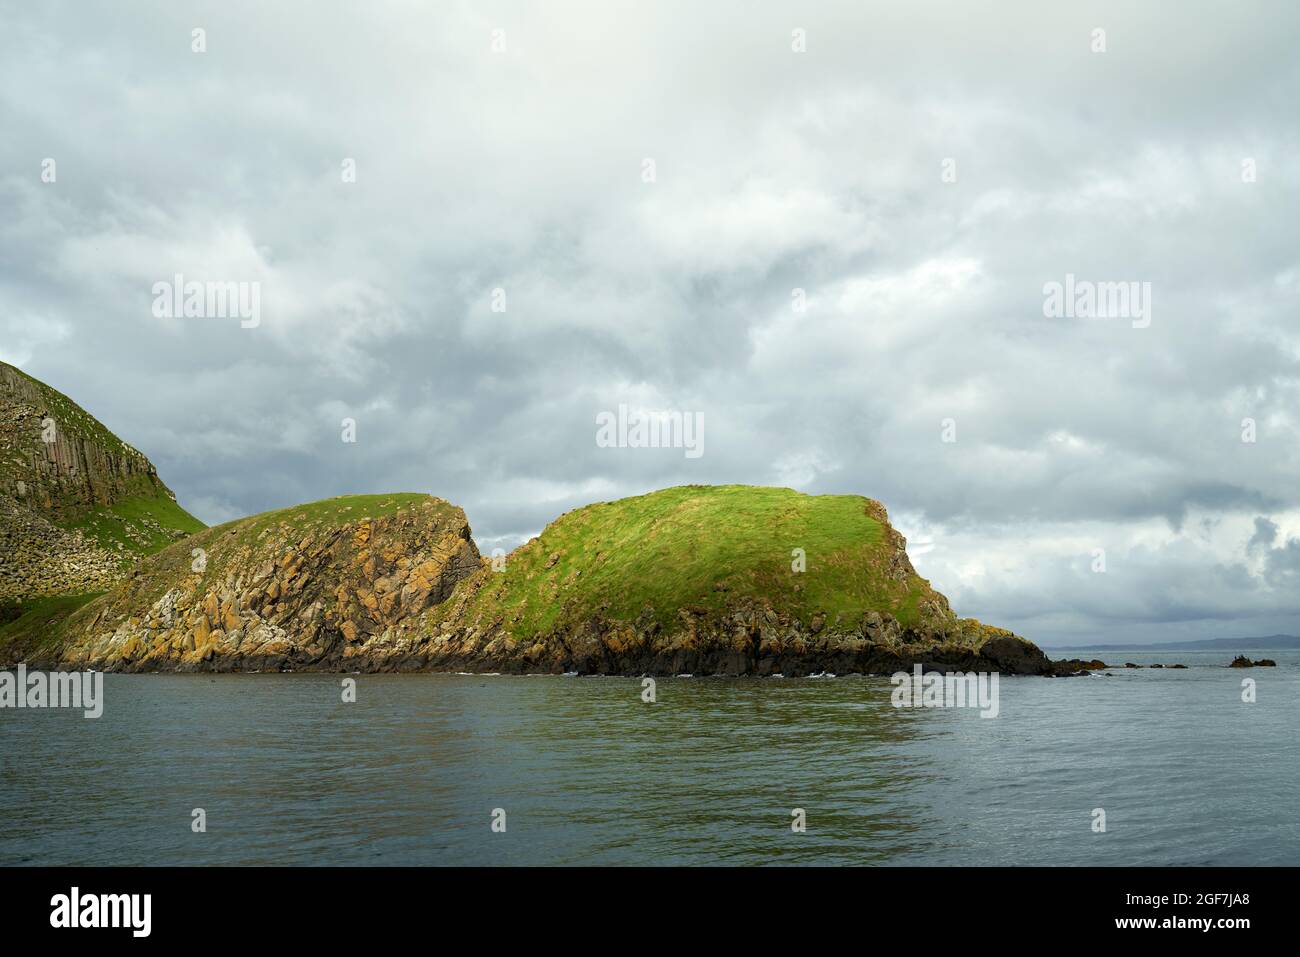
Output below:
[1230,655,1276,667]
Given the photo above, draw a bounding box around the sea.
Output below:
[2,647,1296,865]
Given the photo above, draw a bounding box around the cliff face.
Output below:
[0,361,204,602]
[19,494,480,671]
[1,363,160,516]
[10,485,1067,676]
[410,585,1057,677]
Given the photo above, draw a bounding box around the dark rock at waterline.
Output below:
[1125,662,1141,668]
[1230,655,1276,667]
[22,602,1089,678]
[1046,656,1108,675]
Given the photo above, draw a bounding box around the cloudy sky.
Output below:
[3,1,1299,646]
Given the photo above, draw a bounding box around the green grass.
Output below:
[202,492,437,553]
[60,492,206,558]
[0,593,102,656]
[166,492,442,592]
[453,484,936,640]
[219,493,436,534]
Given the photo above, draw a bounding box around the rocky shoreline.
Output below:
[12,575,1108,676]
[19,636,1106,678]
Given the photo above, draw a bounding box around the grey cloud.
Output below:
[2,1,1299,643]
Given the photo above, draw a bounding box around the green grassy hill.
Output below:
[405,483,1049,675]
[440,484,952,640]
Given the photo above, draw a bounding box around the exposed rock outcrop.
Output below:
[25,495,479,672]
[1,362,165,518]
[1229,655,1277,668]
[405,598,1073,677]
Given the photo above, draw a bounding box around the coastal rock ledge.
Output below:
[3,485,1083,677]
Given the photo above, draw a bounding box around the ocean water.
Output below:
[1,649,1297,866]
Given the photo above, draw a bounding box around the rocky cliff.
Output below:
[0,361,204,602]
[2,362,157,517]
[6,494,479,671]
[6,484,1077,677]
